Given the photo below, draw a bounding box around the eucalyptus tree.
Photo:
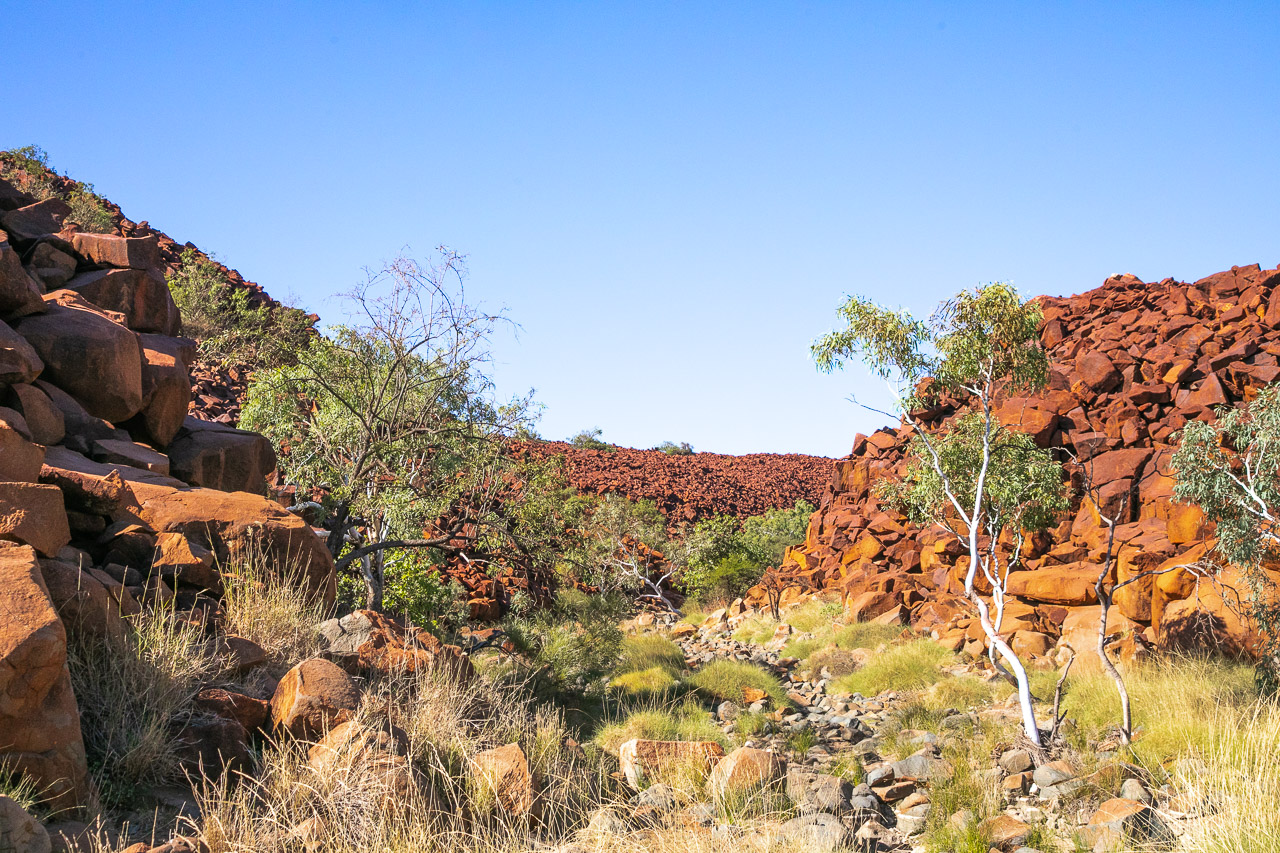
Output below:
[1173,385,1280,690]
[813,283,1068,746]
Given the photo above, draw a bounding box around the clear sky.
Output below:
[6,2,1278,457]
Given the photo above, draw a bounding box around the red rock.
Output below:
[0,542,91,809]
[270,658,361,739]
[0,414,44,483]
[139,487,336,606]
[165,417,277,495]
[472,743,537,815]
[12,295,145,423]
[617,739,725,790]
[0,483,69,557]
[1005,564,1101,606]
[0,199,70,243]
[0,238,44,320]
[193,687,270,731]
[66,267,179,335]
[0,319,43,385]
[316,609,474,681]
[69,232,161,271]
[127,335,192,448]
[7,383,64,446]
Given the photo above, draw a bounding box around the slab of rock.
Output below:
[708,746,786,803]
[0,483,70,557]
[775,812,849,851]
[0,200,70,243]
[176,716,251,774]
[0,414,44,483]
[472,742,537,815]
[7,384,64,446]
[0,543,90,810]
[786,766,853,814]
[26,241,77,290]
[270,658,361,739]
[69,232,161,271]
[66,267,178,334]
[151,531,220,592]
[12,295,144,423]
[166,416,277,495]
[139,487,336,604]
[979,814,1031,851]
[0,319,42,385]
[193,687,270,732]
[38,558,132,641]
[126,335,192,448]
[617,739,725,791]
[91,438,170,475]
[0,239,44,320]
[1080,797,1170,850]
[0,795,51,853]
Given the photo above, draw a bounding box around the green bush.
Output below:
[569,428,616,451]
[503,590,627,697]
[679,500,815,604]
[656,441,694,455]
[686,660,790,708]
[167,248,313,367]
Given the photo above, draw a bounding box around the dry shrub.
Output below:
[67,603,221,805]
[218,540,328,677]
[195,665,620,853]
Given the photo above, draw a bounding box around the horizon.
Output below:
[6,2,1278,457]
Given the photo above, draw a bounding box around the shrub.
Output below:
[656,441,694,455]
[678,500,815,604]
[219,547,328,679]
[686,660,790,708]
[0,146,112,232]
[832,638,953,696]
[167,248,313,368]
[569,428,615,451]
[609,666,680,697]
[503,590,627,697]
[66,605,220,805]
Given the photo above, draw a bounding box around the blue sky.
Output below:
[6,2,1278,456]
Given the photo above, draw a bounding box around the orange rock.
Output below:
[0,414,44,483]
[0,542,91,809]
[1005,563,1102,606]
[472,743,537,815]
[709,746,786,803]
[0,482,69,557]
[270,658,362,739]
[618,739,725,790]
[316,610,474,682]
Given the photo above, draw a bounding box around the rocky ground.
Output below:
[596,601,1205,853]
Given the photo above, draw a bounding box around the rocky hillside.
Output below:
[525,440,832,527]
[770,263,1280,663]
[0,174,337,810]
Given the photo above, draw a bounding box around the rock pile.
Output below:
[769,264,1280,661]
[0,174,338,809]
[524,440,832,528]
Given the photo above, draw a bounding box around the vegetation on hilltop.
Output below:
[0,144,114,233]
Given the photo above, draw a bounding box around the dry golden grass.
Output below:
[218,543,329,677]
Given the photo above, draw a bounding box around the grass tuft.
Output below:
[832,638,953,696]
[685,660,790,708]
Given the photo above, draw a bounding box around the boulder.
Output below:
[66,268,178,335]
[12,295,145,423]
[193,687,270,732]
[1005,563,1101,606]
[306,719,417,803]
[26,242,78,291]
[166,417,276,495]
[471,743,537,815]
[0,200,70,243]
[0,543,90,810]
[38,558,133,641]
[91,438,170,475]
[775,813,849,852]
[785,766,853,815]
[1080,797,1170,850]
[176,716,252,775]
[0,240,44,320]
[125,335,192,448]
[138,487,336,605]
[978,814,1031,851]
[617,739,725,790]
[708,746,786,803]
[33,382,118,451]
[7,384,63,446]
[316,609,474,681]
[270,658,361,739]
[151,531,220,592]
[0,483,70,557]
[69,232,161,271]
[0,795,51,853]
[39,446,181,516]
[0,413,44,483]
[0,319,42,385]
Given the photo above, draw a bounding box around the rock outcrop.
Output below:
[769,264,1280,661]
[0,170,337,808]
